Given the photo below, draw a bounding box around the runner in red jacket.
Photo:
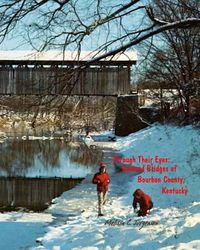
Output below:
[132,189,153,216]
[92,163,110,216]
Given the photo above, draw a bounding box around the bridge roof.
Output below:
[0,50,137,66]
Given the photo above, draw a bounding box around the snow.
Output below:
[139,89,179,108]
[0,50,137,62]
[0,212,52,250]
[1,124,200,249]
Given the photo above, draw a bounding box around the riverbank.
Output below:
[0,95,116,137]
[0,212,52,250]
[29,124,200,250]
[1,124,200,249]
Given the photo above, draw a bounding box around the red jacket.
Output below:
[92,172,110,192]
[132,189,153,216]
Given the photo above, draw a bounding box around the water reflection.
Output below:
[0,139,102,177]
[0,177,83,211]
[0,139,102,211]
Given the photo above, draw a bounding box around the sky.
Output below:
[0,0,147,53]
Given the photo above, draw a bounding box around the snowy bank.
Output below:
[0,212,52,250]
[29,124,200,249]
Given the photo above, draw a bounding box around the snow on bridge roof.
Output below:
[0,50,137,65]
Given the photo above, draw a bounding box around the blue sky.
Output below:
[0,0,147,52]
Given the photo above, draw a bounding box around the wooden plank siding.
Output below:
[0,65,131,96]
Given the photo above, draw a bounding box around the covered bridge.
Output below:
[0,51,136,96]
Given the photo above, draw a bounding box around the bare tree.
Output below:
[1,0,200,128]
[0,1,200,61]
[135,0,200,123]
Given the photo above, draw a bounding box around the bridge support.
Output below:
[115,95,148,136]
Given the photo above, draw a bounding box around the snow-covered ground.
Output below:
[1,124,200,250]
[0,212,53,250]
